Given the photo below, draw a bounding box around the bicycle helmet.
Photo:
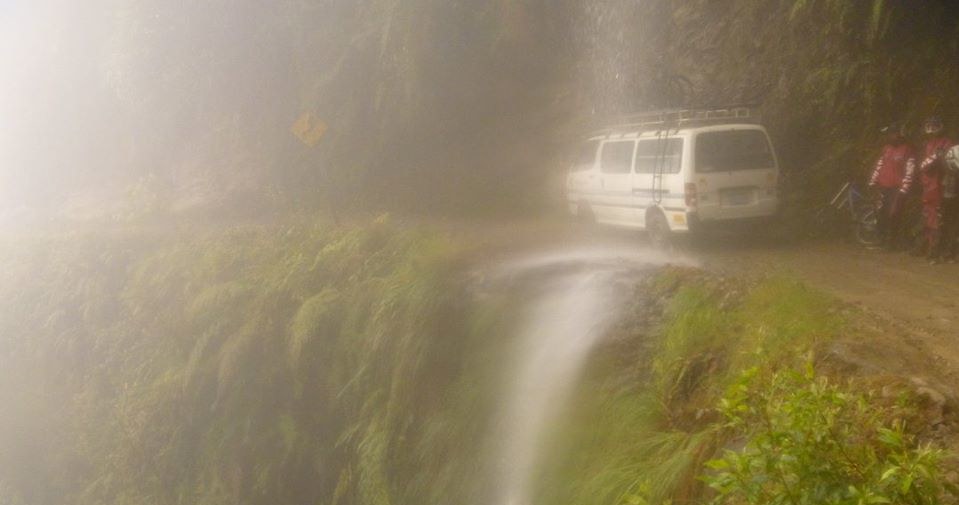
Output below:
[923,116,944,135]
[946,145,959,172]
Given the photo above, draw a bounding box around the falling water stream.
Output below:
[486,245,691,505]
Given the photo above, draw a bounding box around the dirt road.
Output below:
[696,237,959,395]
[477,219,959,336]
[455,217,959,380]
[700,239,959,336]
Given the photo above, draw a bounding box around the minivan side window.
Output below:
[635,138,683,174]
[600,141,635,174]
[571,140,600,171]
[695,130,774,172]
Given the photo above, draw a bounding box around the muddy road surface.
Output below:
[701,238,959,336]
[456,218,959,338]
[447,217,959,366]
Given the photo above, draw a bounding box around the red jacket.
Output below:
[870,143,917,192]
[919,136,955,204]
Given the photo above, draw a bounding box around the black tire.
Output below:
[646,209,672,248]
[855,209,882,248]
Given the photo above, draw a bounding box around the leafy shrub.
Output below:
[0,219,500,505]
[704,367,954,505]
[536,274,844,505]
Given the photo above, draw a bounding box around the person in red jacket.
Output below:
[945,145,959,261]
[869,123,916,250]
[918,116,955,262]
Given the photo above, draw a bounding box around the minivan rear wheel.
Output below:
[646,209,671,247]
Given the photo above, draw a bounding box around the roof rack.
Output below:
[593,105,760,137]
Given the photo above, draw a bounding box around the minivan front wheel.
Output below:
[646,209,672,247]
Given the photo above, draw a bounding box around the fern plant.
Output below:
[704,367,955,505]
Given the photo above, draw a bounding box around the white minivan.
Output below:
[566,107,779,242]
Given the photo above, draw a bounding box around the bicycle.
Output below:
[813,181,882,247]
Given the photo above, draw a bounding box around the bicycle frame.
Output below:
[828,181,876,221]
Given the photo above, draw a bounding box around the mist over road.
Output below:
[458,217,959,339]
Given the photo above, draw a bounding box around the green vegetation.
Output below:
[1,227,952,505]
[8,1,959,503]
[652,1,959,220]
[0,218,516,505]
[706,367,951,505]
[536,270,948,505]
[20,1,959,217]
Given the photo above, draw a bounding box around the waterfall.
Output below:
[486,245,690,505]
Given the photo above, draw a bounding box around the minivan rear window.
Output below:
[695,130,774,172]
[600,141,635,174]
[571,140,600,171]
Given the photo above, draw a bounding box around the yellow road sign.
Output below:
[291,112,328,147]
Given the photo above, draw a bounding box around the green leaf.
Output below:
[880,466,898,481]
[705,459,730,470]
[900,474,913,494]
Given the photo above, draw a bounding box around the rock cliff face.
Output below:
[8,2,959,219]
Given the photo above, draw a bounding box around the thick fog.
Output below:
[0,1,324,223]
[0,1,665,223]
[7,3,959,505]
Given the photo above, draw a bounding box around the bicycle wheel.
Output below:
[855,209,882,247]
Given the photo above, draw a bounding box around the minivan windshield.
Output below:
[695,130,775,172]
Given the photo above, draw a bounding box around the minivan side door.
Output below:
[634,137,684,221]
[595,140,638,226]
